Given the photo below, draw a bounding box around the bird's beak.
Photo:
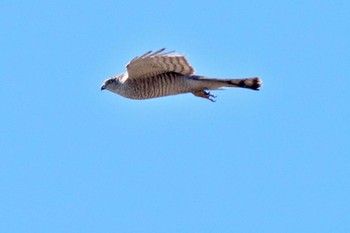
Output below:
[101,84,106,91]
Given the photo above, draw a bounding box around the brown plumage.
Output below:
[101,48,262,102]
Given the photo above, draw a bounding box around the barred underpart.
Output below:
[121,72,192,99]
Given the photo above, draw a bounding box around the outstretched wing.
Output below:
[125,48,195,80]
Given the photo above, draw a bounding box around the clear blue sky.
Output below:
[1,1,349,232]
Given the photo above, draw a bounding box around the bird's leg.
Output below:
[192,90,217,102]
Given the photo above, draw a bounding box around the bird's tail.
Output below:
[197,76,262,91]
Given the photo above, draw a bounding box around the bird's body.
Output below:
[101,49,261,102]
[111,72,194,99]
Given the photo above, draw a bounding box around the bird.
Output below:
[100,48,262,102]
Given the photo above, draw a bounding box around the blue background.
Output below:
[1,1,349,232]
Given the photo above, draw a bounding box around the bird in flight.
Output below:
[101,48,262,102]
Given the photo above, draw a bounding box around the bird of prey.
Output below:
[101,48,261,102]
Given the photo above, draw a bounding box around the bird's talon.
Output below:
[206,91,217,102]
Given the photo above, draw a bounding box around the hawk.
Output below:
[101,48,262,102]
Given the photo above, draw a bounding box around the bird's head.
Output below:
[100,76,120,91]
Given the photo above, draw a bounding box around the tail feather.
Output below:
[227,77,262,90]
[194,76,262,90]
[190,76,262,101]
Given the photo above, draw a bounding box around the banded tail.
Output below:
[199,77,262,90]
[191,76,262,102]
[226,77,261,90]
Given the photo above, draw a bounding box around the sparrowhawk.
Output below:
[101,48,262,102]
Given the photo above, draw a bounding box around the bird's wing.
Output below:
[125,48,195,80]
